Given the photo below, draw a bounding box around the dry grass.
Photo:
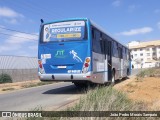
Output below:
[136,68,160,80]
[21,82,53,88]
[51,86,152,120]
[2,87,15,91]
[25,68,160,120]
[28,84,160,120]
[0,80,54,93]
[26,86,150,120]
[69,86,134,111]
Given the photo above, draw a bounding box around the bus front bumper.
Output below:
[38,72,92,81]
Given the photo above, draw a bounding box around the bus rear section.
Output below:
[38,19,92,83]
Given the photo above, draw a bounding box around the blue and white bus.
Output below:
[38,18,131,87]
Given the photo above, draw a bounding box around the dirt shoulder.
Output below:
[114,76,160,110]
[0,80,54,94]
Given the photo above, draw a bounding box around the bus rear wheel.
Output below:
[127,68,130,76]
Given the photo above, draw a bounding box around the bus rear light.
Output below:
[38,60,45,74]
[38,60,42,68]
[84,63,89,67]
[86,76,90,78]
[82,57,91,73]
[39,64,42,68]
[85,58,90,63]
[83,75,90,78]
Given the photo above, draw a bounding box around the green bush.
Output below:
[0,73,12,84]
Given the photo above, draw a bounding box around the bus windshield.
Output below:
[41,20,87,43]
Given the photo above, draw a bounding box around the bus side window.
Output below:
[92,28,101,54]
[123,47,127,60]
[95,29,101,53]
[106,35,111,55]
[118,46,122,59]
[127,49,130,60]
[91,27,95,39]
[125,48,128,60]
[92,27,96,52]
[112,41,118,57]
[100,32,105,54]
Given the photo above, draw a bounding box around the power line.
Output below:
[0,32,38,41]
[0,27,39,36]
[5,0,62,20]
[20,0,66,18]
[4,0,66,20]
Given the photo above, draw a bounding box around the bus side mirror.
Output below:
[40,19,44,24]
[40,19,44,27]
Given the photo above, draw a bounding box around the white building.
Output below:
[128,40,160,69]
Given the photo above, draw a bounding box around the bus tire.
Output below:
[112,70,115,84]
[127,68,129,76]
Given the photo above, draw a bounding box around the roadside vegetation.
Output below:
[15,68,160,119]
[52,68,160,120]
[0,73,12,83]
[136,68,160,81]
[22,81,53,88]
[2,87,15,91]
[67,86,143,111]
[0,81,54,93]
[59,86,147,120]
[5,68,160,119]
[26,86,148,120]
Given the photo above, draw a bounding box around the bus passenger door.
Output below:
[103,40,108,82]
[107,41,112,81]
[119,47,123,77]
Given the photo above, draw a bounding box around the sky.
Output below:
[0,0,160,57]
